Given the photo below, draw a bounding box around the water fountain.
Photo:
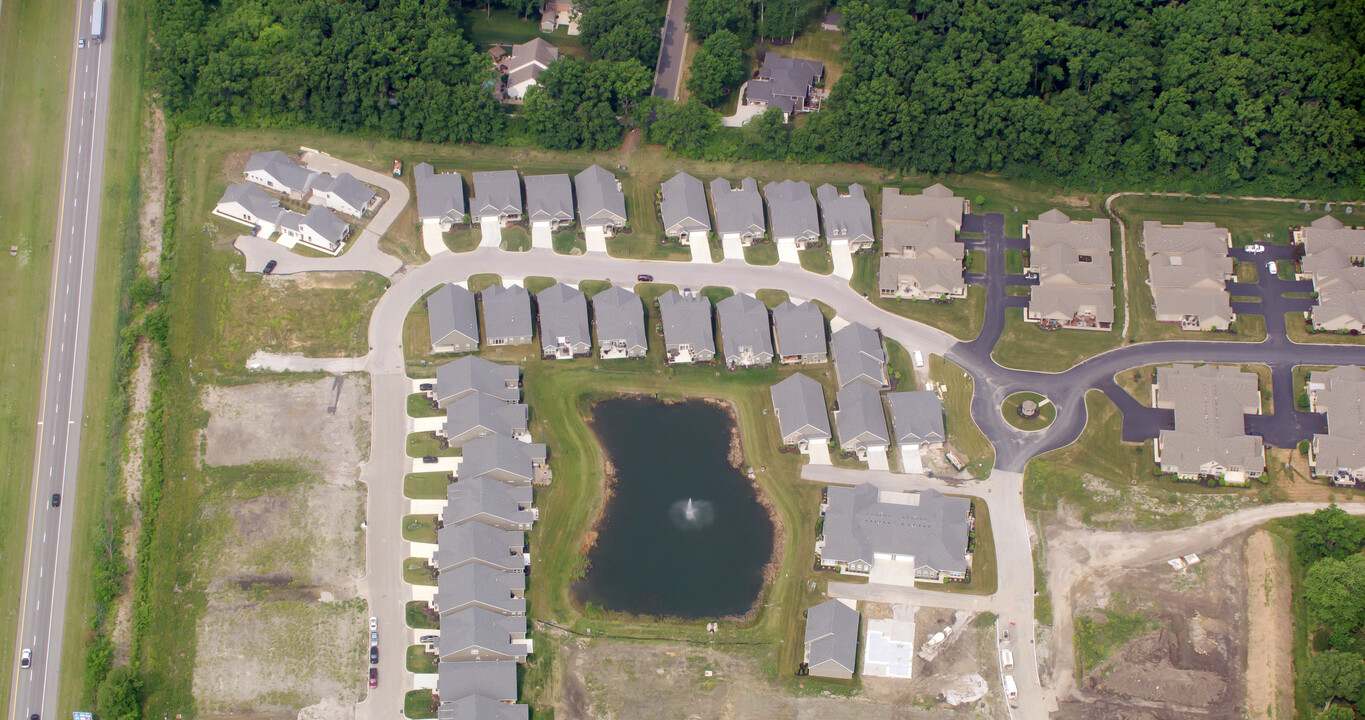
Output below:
[670,497,713,529]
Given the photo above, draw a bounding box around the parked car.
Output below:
[370,646,378,664]
[419,635,438,644]
[1267,260,1278,275]
[1244,244,1265,253]
[368,668,378,688]
[370,631,378,647]
[418,383,433,392]
[51,493,60,507]
[262,259,277,274]
[20,649,31,669]
[30,713,39,720]
[369,616,377,632]
[422,456,438,464]
[637,274,653,282]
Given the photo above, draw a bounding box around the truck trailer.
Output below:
[91,0,106,42]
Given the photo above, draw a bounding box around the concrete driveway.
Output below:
[689,239,714,264]
[479,217,501,248]
[721,236,745,260]
[422,221,448,258]
[585,226,608,254]
[831,240,854,279]
[777,239,800,264]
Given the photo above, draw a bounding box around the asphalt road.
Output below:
[651,0,689,98]
[7,2,115,719]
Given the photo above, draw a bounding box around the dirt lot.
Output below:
[193,376,370,719]
[1243,530,1293,720]
[1054,534,1246,720]
[859,605,1006,719]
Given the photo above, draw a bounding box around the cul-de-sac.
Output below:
[4,1,1365,719]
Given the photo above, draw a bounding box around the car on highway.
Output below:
[422,456,438,464]
[20,648,31,668]
[263,259,277,274]
[370,646,378,664]
[1244,244,1265,253]
[368,668,378,688]
[637,274,653,282]
[78,37,86,48]
[369,616,377,632]
[51,493,61,507]
[370,631,378,647]
[30,713,39,720]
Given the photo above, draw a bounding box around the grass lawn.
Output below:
[468,273,502,293]
[929,356,994,478]
[1109,194,1352,248]
[1002,392,1057,431]
[406,600,439,630]
[993,309,1123,372]
[552,228,584,255]
[919,496,997,595]
[407,432,460,458]
[578,279,612,298]
[699,285,735,304]
[852,253,986,341]
[1005,249,1025,274]
[501,225,532,252]
[884,339,916,391]
[407,393,443,418]
[1115,365,1157,406]
[799,246,833,275]
[402,514,439,544]
[405,690,438,719]
[754,289,790,308]
[1292,365,1334,410]
[404,473,450,500]
[404,557,438,586]
[462,8,586,56]
[1286,313,1365,345]
[1075,607,1155,678]
[525,275,558,295]
[444,228,481,253]
[966,249,986,273]
[406,644,439,674]
[1235,261,1258,283]
[1024,392,1154,518]
[744,241,779,266]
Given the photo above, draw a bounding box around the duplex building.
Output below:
[427,284,481,354]
[277,205,350,254]
[763,180,820,249]
[1308,366,1365,485]
[536,283,591,359]
[243,150,322,199]
[480,285,533,346]
[442,393,530,447]
[1142,221,1235,331]
[592,286,647,359]
[831,323,888,389]
[435,522,526,574]
[574,165,628,238]
[1025,210,1114,330]
[878,185,968,300]
[414,162,467,231]
[1296,215,1365,332]
[657,290,715,364]
[833,383,890,459]
[437,607,530,663]
[771,301,827,364]
[770,373,832,448]
[458,435,547,486]
[437,563,526,617]
[503,37,560,100]
[710,177,766,245]
[437,660,522,705]
[445,476,535,531]
[1155,364,1264,483]
[746,53,824,120]
[816,183,874,248]
[311,172,379,218]
[819,484,971,583]
[716,293,774,368]
[803,599,860,680]
[213,183,286,237]
[470,171,524,226]
[661,172,711,243]
[434,356,520,408]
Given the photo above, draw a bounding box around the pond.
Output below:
[576,396,775,618]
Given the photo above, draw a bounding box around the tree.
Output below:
[1298,506,1365,565]
[686,30,745,106]
[578,0,664,68]
[756,0,818,42]
[96,665,142,720]
[1306,555,1365,649]
[1305,650,1365,709]
[648,99,720,156]
[1318,705,1357,720]
[751,106,789,157]
[685,0,755,44]
[522,57,652,150]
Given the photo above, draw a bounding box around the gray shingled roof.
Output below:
[886,391,945,445]
[444,394,528,442]
[435,523,524,573]
[763,180,820,242]
[804,599,860,676]
[770,373,832,442]
[480,285,533,343]
[747,54,823,114]
[710,177,765,238]
[437,661,521,704]
[428,284,480,350]
[821,484,970,574]
[414,163,466,223]
[438,562,526,616]
[536,283,590,350]
[458,435,545,485]
[445,475,534,528]
[717,293,773,365]
[834,382,890,448]
[470,171,523,218]
[831,323,887,388]
[816,183,873,244]
[322,172,376,213]
[1156,364,1264,477]
[591,286,647,353]
[574,165,627,228]
[300,206,349,247]
[435,356,520,406]
[661,172,711,236]
[217,182,282,220]
[657,291,715,355]
[438,607,527,660]
[523,174,575,224]
[771,301,826,358]
[244,150,319,195]
[1311,366,1365,476]
[505,37,559,73]
[437,694,527,720]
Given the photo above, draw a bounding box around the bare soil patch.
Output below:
[1243,530,1292,720]
[138,106,168,276]
[857,605,1006,719]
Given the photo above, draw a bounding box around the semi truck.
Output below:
[91,0,106,42]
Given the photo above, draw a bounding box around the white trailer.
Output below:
[91,0,106,42]
[1003,674,1018,700]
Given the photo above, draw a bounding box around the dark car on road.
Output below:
[263,259,277,274]
[637,274,653,282]
[370,646,378,664]
[368,668,378,688]
[51,493,60,508]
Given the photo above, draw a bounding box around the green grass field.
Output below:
[852,253,986,341]
[1002,392,1057,431]
[929,356,995,478]
[993,309,1124,372]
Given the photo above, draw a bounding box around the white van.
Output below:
[1000,648,1014,671]
[912,350,924,368]
[1003,674,1018,700]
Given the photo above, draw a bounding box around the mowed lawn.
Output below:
[0,0,76,706]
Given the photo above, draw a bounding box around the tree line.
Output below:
[1293,506,1365,719]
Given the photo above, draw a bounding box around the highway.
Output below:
[7,0,115,718]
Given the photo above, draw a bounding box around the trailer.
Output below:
[1003,674,1018,700]
[91,0,106,42]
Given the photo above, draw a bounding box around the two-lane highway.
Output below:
[8,0,115,718]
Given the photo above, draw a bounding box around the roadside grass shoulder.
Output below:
[405,689,437,719]
[402,515,438,544]
[1286,312,1365,345]
[407,393,443,418]
[993,309,1123,372]
[852,252,985,341]
[929,356,994,478]
[799,247,833,275]
[404,473,449,500]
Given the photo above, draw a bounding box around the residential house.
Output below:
[886,391,946,452]
[503,38,560,100]
[770,373,832,448]
[574,165,628,237]
[710,177,766,245]
[763,180,821,249]
[1308,366,1365,485]
[243,150,321,199]
[746,53,824,120]
[437,694,527,720]
[716,293,774,368]
[445,476,535,531]
[436,660,521,704]
[771,301,827,364]
[833,383,890,459]
[817,183,874,248]
[536,283,591,359]
[878,185,968,300]
[480,285,533,346]
[434,356,520,408]
[311,172,378,218]
[1155,364,1264,482]
[661,172,711,243]
[592,286,648,359]
[213,183,284,237]
[437,563,526,617]
[442,394,529,447]
[428,284,480,354]
[277,205,350,254]
[657,290,716,363]
[469,171,524,226]
[803,599,860,679]
[414,163,467,231]
[524,174,575,231]
[1297,215,1365,332]
[819,484,972,583]
[821,11,842,30]
[1143,221,1235,331]
[435,522,526,574]
[437,607,529,663]
[458,435,547,486]
[831,323,888,389]
[1025,210,1114,330]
